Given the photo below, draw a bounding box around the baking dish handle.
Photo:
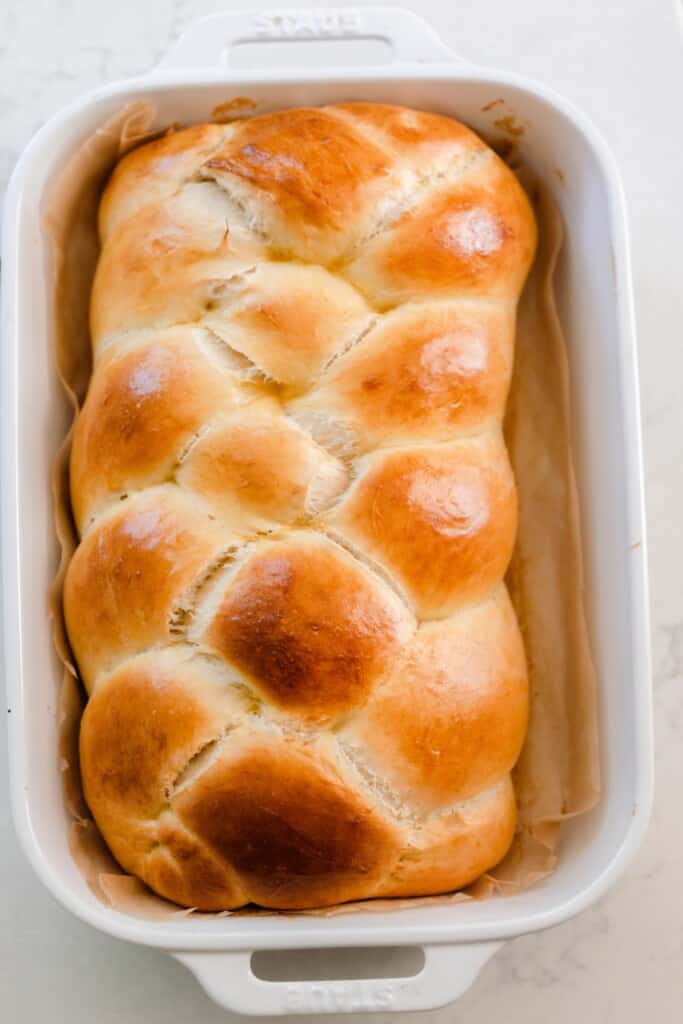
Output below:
[155,7,463,71]
[173,942,501,1015]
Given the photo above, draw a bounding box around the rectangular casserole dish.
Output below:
[1,7,652,1016]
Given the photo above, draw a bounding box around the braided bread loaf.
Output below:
[65,103,536,910]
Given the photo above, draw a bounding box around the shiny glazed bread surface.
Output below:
[66,104,536,910]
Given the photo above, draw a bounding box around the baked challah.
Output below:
[65,103,536,910]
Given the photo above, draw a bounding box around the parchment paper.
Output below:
[45,102,600,919]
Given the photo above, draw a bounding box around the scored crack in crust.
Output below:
[65,103,537,910]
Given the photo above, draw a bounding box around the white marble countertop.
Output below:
[1,0,682,1020]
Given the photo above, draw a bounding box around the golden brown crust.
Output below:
[91,185,267,348]
[201,262,372,385]
[176,401,348,532]
[342,587,528,809]
[64,488,231,689]
[99,124,229,241]
[69,102,537,910]
[175,731,402,909]
[375,778,517,898]
[70,327,250,531]
[202,534,413,722]
[333,103,487,161]
[292,302,514,450]
[80,651,236,821]
[144,817,246,911]
[200,108,392,261]
[346,157,537,307]
[328,436,517,617]
[80,650,248,909]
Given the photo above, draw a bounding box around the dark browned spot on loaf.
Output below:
[175,740,399,908]
[204,539,409,720]
[202,108,390,231]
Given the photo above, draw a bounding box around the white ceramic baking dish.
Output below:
[1,7,653,1016]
